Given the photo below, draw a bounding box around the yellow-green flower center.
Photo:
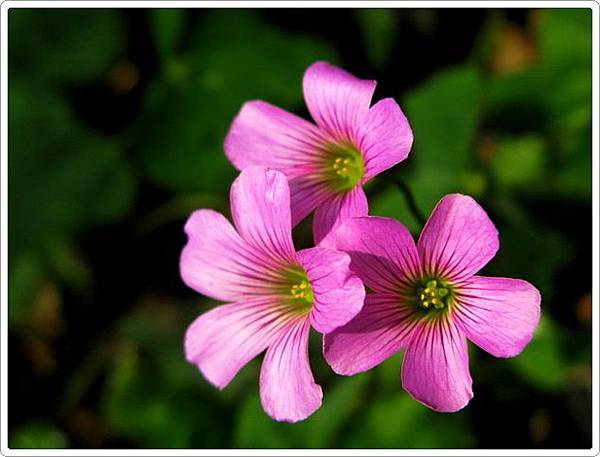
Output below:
[323,143,365,192]
[279,267,314,314]
[415,279,452,311]
[290,280,314,304]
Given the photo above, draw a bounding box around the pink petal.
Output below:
[289,175,333,227]
[401,318,473,412]
[259,318,322,422]
[324,293,420,375]
[454,276,541,358]
[358,98,413,180]
[180,209,283,302]
[185,297,286,389]
[224,100,327,172]
[298,247,365,334]
[313,186,368,247]
[230,167,297,262]
[417,194,499,282]
[303,61,376,143]
[334,216,422,294]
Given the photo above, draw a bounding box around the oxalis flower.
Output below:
[181,166,365,422]
[324,194,541,412]
[224,61,413,246]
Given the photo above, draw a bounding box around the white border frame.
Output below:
[0,1,598,456]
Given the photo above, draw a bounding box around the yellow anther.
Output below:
[417,279,450,311]
[324,145,364,191]
[290,280,313,303]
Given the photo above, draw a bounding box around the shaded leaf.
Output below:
[234,374,369,448]
[136,10,338,192]
[491,135,546,189]
[346,392,475,448]
[355,9,398,68]
[8,251,44,325]
[103,340,227,448]
[9,422,68,449]
[402,65,482,214]
[9,83,135,260]
[9,9,124,86]
[510,316,568,392]
[150,9,186,59]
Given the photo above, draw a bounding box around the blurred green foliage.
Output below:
[9,422,69,449]
[8,8,591,450]
[10,9,125,86]
[138,10,337,193]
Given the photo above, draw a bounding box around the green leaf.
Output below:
[135,10,338,192]
[355,9,398,68]
[103,343,192,447]
[554,147,592,199]
[487,215,573,302]
[9,83,135,326]
[234,395,295,448]
[510,316,568,392]
[103,340,228,448]
[373,352,403,393]
[9,9,124,86]
[486,9,591,135]
[368,185,421,233]
[492,135,546,189]
[404,65,482,171]
[301,374,370,447]
[150,9,186,60]
[234,375,369,448]
[102,298,237,448]
[9,83,136,260]
[346,392,475,448]
[116,298,212,390]
[402,65,483,215]
[537,9,591,66]
[9,422,68,449]
[134,82,238,194]
[8,251,44,325]
[42,237,93,295]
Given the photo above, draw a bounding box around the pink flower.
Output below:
[224,61,413,247]
[324,194,541,412]
[180,166,365,422]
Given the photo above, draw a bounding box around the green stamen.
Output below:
[290,280,314,304]
[415,278,452,311]
[323,143,365,192]
[280,267,314,314]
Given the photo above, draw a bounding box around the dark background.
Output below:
[8,8,592,449]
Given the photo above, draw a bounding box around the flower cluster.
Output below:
[180,61,541,422]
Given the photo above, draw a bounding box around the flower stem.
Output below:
[390,176,426,228]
